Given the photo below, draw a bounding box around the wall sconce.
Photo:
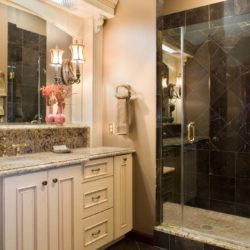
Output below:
[50,40,85,85]
[50,45,64,84]
[176,73,182,97]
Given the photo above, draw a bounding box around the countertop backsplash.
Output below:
[0,125,90,156]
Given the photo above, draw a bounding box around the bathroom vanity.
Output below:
[0,147,134,250]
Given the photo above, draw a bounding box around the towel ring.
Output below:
[115,85,131,99]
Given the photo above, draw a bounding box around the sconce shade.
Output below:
[70,42,85,63]
[50,46,64,65]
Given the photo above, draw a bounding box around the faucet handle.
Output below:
[12,143,27,156]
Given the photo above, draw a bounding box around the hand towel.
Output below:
[116,97,129,135]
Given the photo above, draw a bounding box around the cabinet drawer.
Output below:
[82,208,113,250]
[82,177,113,218]
[82,157,113,182]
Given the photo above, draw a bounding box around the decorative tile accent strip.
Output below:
[0,125,90,156]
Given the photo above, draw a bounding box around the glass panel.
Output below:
[159,27,183,229]
[182,9,250,247]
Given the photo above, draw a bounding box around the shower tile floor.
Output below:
[163,202,250,249]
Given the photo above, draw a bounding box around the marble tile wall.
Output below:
[157,0,250,223]
[0,126,90,156]
[8,22,46,122]
[155,230,227,250]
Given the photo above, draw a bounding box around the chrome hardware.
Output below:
[92,230,101,238]
[91,168,101,174]
[52,178,58,183]
[92,195,101,202]
[42,181,48,186]
[187,122,195,143]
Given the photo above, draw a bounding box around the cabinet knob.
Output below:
[52,178,58,183]
[42,181,48,186]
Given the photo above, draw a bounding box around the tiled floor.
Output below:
[163,202,250,248]
[105,238,164,250]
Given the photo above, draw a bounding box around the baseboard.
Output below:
[127,230,154,245]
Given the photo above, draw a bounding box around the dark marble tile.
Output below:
[174,235,204,250]
[236,178,250,205]
[210,0,235,21]
[197,173,209,198]
[106,237,163,250]
[210,176,235,202]
[235,202,250,217]
[210,151,236,177]
[23,30,39,50]
[204,244,227,250]
[161,12,185,30]
[236,152,250,178]
[234,0,250,15]
[186,6,209,31]
[197,149,210,174]
[210,199,236,215]
[154,230,169,249]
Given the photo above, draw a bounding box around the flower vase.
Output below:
[54,103,65,125]
[45,105,54,124]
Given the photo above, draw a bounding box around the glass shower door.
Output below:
[182,9,250,247]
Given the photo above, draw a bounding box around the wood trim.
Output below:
[126,230,154,245]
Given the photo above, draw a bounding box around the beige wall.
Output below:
[158,0,225,15]
[8,6,46,36]
[103,0,156,235]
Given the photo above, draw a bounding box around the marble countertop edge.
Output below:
[0,147,135,177]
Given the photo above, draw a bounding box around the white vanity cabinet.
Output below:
[3,165,82,250]
[2,153,133,250]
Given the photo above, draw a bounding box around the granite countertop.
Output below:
[0,147,135,177]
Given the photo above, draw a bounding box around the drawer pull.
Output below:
[123,158,127,161]
[52,178,58,183]
[92,230,101,238]
[91,168,101,174]
[42,181,48,186]
[92,195,101,202]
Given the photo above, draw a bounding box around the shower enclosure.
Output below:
[156,1,250,249]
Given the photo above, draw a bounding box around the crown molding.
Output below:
[83,0,118,17]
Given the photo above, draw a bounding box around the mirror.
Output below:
[1,3,73,123]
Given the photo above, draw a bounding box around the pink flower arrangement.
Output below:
[41,84,71,106]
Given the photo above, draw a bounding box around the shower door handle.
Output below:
[187,122,195,143]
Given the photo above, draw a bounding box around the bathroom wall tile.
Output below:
[234,0,250,15]
[236,153,250,178]
[23,30,39,50]
[186,6,209,31]
[197,149,210,174]
[204,244,227,250]
[154,230,170,249]
[210,176,235,202]
[196,173,209,198]
[210,151,236,177]
[235,203,250,218]
[174,235,204,250]
[210,199,236,215]
[210,0,235,21]
[161,12,185,30]
[236,178,250,205]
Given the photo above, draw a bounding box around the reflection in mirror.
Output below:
[1,4,73,123]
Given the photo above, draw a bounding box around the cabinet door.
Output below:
[114,154,133,239]
[4,171,48,250]
[48,165,82,250]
